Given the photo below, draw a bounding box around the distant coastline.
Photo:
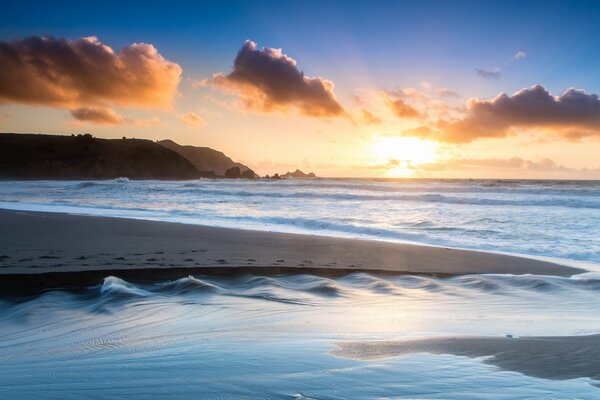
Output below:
[0,133,318,181]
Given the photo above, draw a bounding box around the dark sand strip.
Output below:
[332,334,600,382]
[0,209,584,293]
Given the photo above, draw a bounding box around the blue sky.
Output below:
[3,0,600,99]
[2,0,600,178]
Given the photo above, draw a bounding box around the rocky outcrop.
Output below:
[225,166,258,179]
[158,139,250,177]
[224,167,241,179]
[282,169,317,179]
[241,169,259,179]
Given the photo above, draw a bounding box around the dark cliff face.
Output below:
[158,139,250,176]
[0,133,208,180]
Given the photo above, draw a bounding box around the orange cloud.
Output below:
[70,107,162,126]
[70,107,125,125]
[386,97,422,118]
[212,40,344,117]
[179,111,206,128]
[0,36,181,109]
[403,85,600,142]
[359,108,381,125]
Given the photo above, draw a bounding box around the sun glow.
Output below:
[371,136,439,176]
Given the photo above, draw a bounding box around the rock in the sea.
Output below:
[282,169,317,179]
[224,166,242,179]
[241,169,258,179]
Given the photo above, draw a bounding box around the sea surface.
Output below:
[0,178,599,266]
[1,178,600,398]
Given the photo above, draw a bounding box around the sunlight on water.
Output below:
[1,273,599,398]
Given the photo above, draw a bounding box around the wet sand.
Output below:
[332,334,600,383]
[0,209,584,292]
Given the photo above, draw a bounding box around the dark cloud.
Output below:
[213,40,344,117]
[404,85,600,142]
[70,107,125,125]
[70,107,162,127]
[476,68,501,79]
[0,36,181,109]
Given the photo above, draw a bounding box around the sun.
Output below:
[371,136,439,176]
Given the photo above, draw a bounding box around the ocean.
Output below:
[1,178,599,398]
[0,178,599,267]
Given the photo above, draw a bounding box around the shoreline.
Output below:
[0,209,585,293]
[332,334,600,383]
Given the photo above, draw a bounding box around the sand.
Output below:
[332,334,600,382]
[0,209,584,292]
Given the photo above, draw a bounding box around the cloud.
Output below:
[386,97,422,119]
[70,106,162,126]
[403,84,600,142]
[391,88,429,102]
[191,78,210,89]
[0,36,181,109]
[476,68,501,79]
[179,111,206,128]
[514,51,527,60]
[420,157,568,172]
[212,40,344,117]
[370,155,600,178]
[436,88,460,98]
[129,117,162,127]
[70,107,125,125]
[359,108,382,125]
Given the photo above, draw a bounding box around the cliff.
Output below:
[0,133,213,180]
[158,139,250,176]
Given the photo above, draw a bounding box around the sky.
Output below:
[1,0,600,178]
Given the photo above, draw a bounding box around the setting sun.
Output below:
[371,136,440,176]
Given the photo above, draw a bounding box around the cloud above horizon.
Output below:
[436,88,460,98]
[70,107,125,125]
[179,111,206,128]
[476,68,501,79]
[70,106,161,127]
[0,36,182,110]
[404,84,600,142]
[514,51,527,60]
[386,96,422,119]
[212,40,344,117]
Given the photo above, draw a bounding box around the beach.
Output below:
[0,209,583,292]
[1,180,599,397]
